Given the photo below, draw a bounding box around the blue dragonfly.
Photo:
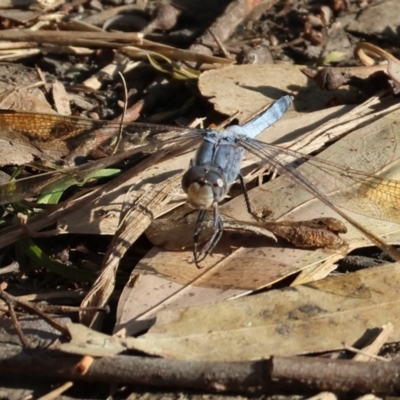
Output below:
[180,96,292,265]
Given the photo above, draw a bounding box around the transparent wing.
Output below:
[0,95,291,160]
[0,125,203,204]
[237,135,400,224]
[0,109,204,157]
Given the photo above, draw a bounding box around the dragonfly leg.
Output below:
[201,205,224,255]
[238,173,266,222]
[193,209,207,267]
[193,205,224,268]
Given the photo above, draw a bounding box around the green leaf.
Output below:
[38,168,121,205]
[16,236,98,282]
[321,51,347,65]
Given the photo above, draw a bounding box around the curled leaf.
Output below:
[147,53,200,80]
[355,42,400,85]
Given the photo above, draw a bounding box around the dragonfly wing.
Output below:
[0,129,203,205]
[0,109,205,161]
[237,136,400,225]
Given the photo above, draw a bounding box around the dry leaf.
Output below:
[198,64,358,122]
[129,262,400,361]
[80,176,180,327]
[355,42,400,85]
[63,263,400,362]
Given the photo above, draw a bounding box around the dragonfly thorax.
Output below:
[182,166,228,209]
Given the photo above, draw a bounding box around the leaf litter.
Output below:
[3,0,400,397]
[111,94,400,334]
[61,262,400,362]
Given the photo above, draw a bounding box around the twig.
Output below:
[37,381,74,400]
[0,261,20,275]
[2,295,30,347]
[207,29,231,59]
[306,324,394,400]
[3,345,400,394]
[0,29,230,64]
[190,0,279,57]
[0,290,69,337]
[37,304,110,314]
[111,71,128,156]
[343,344,389,362]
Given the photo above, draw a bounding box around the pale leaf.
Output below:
[130,262,400,361]
[62,263,400,362]
[198,64,358,122]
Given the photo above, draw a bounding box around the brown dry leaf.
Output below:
[128,263,400,361]
[114,272,250,335]
[61,323,129,357]
[0,136,43,166]
[0,64,53,112]
[355,42,400,85]
[198,64,358,122]
[79,176,180,328]
[116,230,342,335]
[62,262,400,361]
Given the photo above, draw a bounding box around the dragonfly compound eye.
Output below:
[182,166,228,209]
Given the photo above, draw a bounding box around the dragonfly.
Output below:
[2,97,400,266]
[181,96,292,265]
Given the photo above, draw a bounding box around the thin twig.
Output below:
[111,71,128,155]
[207,29,231,59]
[1,295,30,347]
[343,344,389,362]
[0,290,70,337]
[37,381,74,400]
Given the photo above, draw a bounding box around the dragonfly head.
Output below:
[182,166,228,209]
